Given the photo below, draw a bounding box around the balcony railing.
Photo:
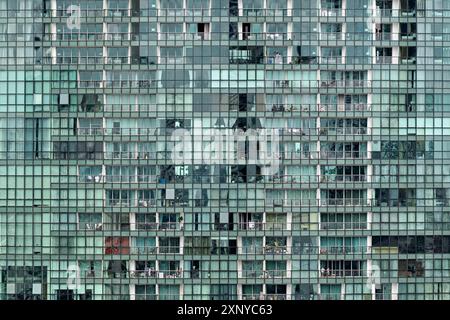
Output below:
[320,150,369,160]
[265,33,287,41]
[56,33,105,41]
[242,8,264,16]
[158,246,181,254]
[106,57,129,64]
[320,222,367,230]
[131,246,157,255]
[320,8,343,17]
[106,33,130,41]
[131,269,158,278]
[321,32,344,41]
[319,246,368,254]
[78,175,103,183]
[318,128,368,135]
[263,294,287,300]
[158,270,183,279]
[375,8,395,17]
[265,199,317,207]
[77,128,104,135]
[241,294,262,300]
[185,8,211,16]
[320,175,367,183]
[375,33,392,41]
[318,104,370,112]
[241,246,264,255]
[159,33,184,41]
[321,198,370,206]
[107,9,129,17]
[186,32,210,40]
[132,246,178,255]
[319,80,370,88]
[264,245,289,255]
[317,293,342,300]
[104,175,157,183]
[264,9,291,17]
[137,199,157,208]
[320,269,366,277]
[242,270,287,278]
[320,57,342,64]
[284,151,319,160]
[238,222,264,231]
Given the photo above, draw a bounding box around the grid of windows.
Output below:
[1,0,450,301]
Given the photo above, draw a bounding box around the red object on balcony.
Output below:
[105,236,130,255]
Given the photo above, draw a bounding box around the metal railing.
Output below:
[321,32,344,41]
[320,175,367,183]
[318,104,370,111]
[318,128,368,135]
[319,80,371,88]
[77,128,104,135]
[320,269,366,277]
[320,198,370,206]
[320,222,367,230]
[319,246,369,254]
[320,151,369,160]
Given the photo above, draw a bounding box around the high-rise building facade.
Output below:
[1,0,450,300]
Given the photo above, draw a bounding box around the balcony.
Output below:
[186,8,211,16]
[320,222,367,230]
[78,175,103,183]
[77,128,104,136]
[320,57,343,65]
[321,32,344,41]
[242,7,264,16]
[241,246,264,255]
[107,9,129,17]
[137,199,157,208]
[158,246,181,254]
[242,294,262,300]
[321,198,369,206]
[284,151,319,160]
[105,175,157,184]
[80,223,103,231]
[375,33,392,41]
[375,8,395,17]
[319,80,370,88]
[318,104,370,112]
[320,150,368,160]
[264,245,288,255]
[159,33,184,41]
[186,32,210,41]
[106,33,129,41]
[320,8,342,17]
[238,222,264,231]
[131,247,157,255]
[319,246,368,254]
[131,269,158,278]
[241,270,265,278]
[265,33,287,41]
[263,294,287,300]
[267,80,291,89]
[158,8,184,16]
[400,33,416,41]
[318,128,368,136]
[376,56,393,64]
[266,55,286,65]
[106,57,128,64]
[320,269,365,277]
[320,174,367,183]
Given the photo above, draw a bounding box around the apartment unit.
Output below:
[0,0,450,300]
